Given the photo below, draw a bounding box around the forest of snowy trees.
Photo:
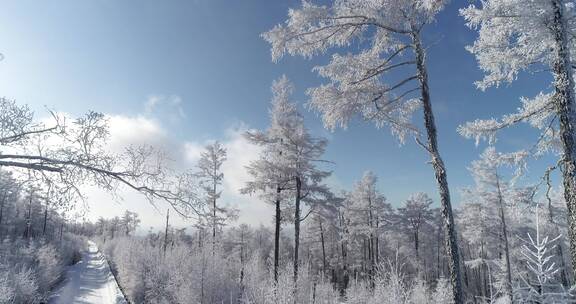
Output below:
[5,0,576,303]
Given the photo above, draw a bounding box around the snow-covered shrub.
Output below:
[370,263,411,304]
[313,279,341,304]
[0,272,14,304]
[103,236,242,304]
[408,277,430,304]
[346,279,372,304]
[431,277,454,304]
[9,268,38,304]
[0,233,83,303]
[36,243,63,291]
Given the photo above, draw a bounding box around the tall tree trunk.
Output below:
[163,208,169,256]
[239,229,245,302]
[496,176,513,302]
[200,254,205,304]
[437,222,442,279]
[212,176,217,254]
[415,229,420,274]
[59,221,64,242]
[412,30,463,303]
[274,185,281,283]
[367,197,375,287]
[545,168,570,285]
[25,193,32,239]
[42,203,48,236]
[0,191,5,238]
[339,211,349,293]
[550,0,576,282]
[293,176,302,303]
[375,217,380,266]
[320,219,327,275]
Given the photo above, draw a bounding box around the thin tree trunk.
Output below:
[239,229,245,302]
[375,217,380,266]
[0,191,5,238]
[339,211,349,293]
[25,192,32,239]
[59,221,64,242]
[550,0,576,282]
[42,203,48,236]
[415,229,420,273]
[163,209,169,256]
[545,168,570,285]
[367,197,375,287]
[200,254,205,304]
[479,242,487,300]
[437,222,442,279]
[496,176,513,302]
[320,220,327,275]
[274,185,281,283]
[412,30,463,303]
[212,175,217,254]
[293,176,302,303]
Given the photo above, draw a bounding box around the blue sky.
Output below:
[0,1,559,227]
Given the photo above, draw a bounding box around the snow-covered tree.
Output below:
[303,208,337,276]
[242,76,301,283]
[539,182,571,285]
[346,171,391,284]
[461,147,535,302]
[263,2,463,300]
[397,192,434,273]
[0,99,199,216]
[243,76,333,291]
[515,206,574,303]
[121,210,140,236]
[459,0,576,278]
[196,142,237,251]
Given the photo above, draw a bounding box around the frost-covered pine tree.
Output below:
[397,192,434,274]
[242,77,297,283]
[458,195,500,300]
[303,207,337,276]
[347,171,391,285]
[242,76,333,287]
[462,147,533,302]
[121,210,140,236]
[197,142,237,251]
[263,1,463,301]
[459,0,576,278]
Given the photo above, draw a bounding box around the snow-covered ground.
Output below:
[47,241,127,304]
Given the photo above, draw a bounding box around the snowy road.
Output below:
[47,241,127,304]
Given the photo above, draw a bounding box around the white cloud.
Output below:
[144,95,185,120]
[107,115,169,152]
[80,112,272,230]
